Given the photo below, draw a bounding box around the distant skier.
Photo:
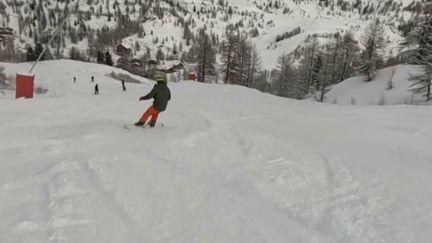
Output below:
[135,71,171,127]
[73,77,76,83]
[122,80,127,91]
[94,84,99,95]
[91,76,94,82]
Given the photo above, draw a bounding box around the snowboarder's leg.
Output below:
[138,106,157,125]
[148,120,156,127]
[148,111,159,127]
[138,107,152,124]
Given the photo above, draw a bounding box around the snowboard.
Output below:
[123,123,164,129]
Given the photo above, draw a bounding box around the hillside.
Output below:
[325,65,427,105]
[0,0,425,69]
[1,60,432,243]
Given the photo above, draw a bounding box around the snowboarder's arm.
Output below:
[139,86,156,100]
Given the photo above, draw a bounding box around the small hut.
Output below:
[115,43,131,56]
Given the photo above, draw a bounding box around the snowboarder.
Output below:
[94,84,99,95]
[135,71,171,127]
[122,80,127,91]
[91,76,94,82]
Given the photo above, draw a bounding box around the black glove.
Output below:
[139,96,144,101]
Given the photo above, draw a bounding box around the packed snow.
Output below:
[326,65,426,105]
[1,60,432,243]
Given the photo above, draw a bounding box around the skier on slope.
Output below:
[135,71,171,127]
[122,80,127,91]
[94,84,99,95]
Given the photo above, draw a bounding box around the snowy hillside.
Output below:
[325,65,426,105]
[0,59,153,97]
[0,0,425,69]
[1,60,432,243]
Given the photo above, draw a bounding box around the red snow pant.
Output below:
[139,105,160,123]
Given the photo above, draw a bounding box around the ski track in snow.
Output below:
[1,60,432,242]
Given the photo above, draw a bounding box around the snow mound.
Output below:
[326,65,426,105]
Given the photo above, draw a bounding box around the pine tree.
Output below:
[245,44,262,88]
[338,31,359,82]
[105,51,113,66]
[183,23,192,44]
[316,34,341,102]
[96,51,104,63]
[296,36,323,98]
[26,47,37,61]
[358,19,385,81]
[253,71,270,92]
[237,34,252,85]
[274,54,304,98]
[311,54,323,89]
[219,27,255,85]
[220,27,240,84]
[275,54,291,97]
[156,48,165,62]
[301,35,320,89]
[172,43,177,55]
[316,53,333,102]
[407,8,432,101]
[69,47,84,61]
[34,43,45,61]
[195,28,216,82]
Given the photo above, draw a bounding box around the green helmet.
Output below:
[154,71,167,83]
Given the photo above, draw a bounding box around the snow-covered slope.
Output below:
[0,59,153,97]
[1,60,432,243]
[0,0,424,69]
[326,65,426,105]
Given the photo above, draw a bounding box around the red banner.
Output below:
[15,73,34,99]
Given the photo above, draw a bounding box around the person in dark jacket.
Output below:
[122,80,127,91]
[135,71,171,127]
[94,84,99,95]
